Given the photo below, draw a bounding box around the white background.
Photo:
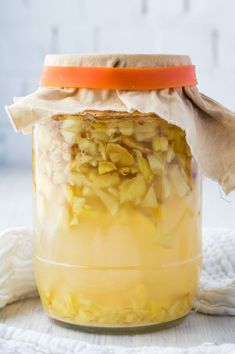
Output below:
[0,0,235,228]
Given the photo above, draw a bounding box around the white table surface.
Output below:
[0,167,235,348]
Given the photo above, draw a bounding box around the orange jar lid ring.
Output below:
[40,65,197,90]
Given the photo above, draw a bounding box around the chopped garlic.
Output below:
[120,174,146,204]
[98,161,117,174]
[142,185,158,208]
[107,143,135,166]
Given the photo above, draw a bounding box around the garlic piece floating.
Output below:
[134,150,152,182]
[118,120,133,136]
[120,174,146,205]
[169,165,190,197]
[147,154,164,175]
[98,161,117,175]
[142,184,158,208]
[93,173,120,189]
[94,189,119,216]
[107,143,135,166]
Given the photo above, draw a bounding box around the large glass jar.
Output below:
[7,54,235,332]
[33,110,201,332]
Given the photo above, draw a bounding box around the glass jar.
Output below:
[8,54,235,332]
[33,110,201,332]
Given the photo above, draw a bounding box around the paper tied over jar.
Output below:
[5,53,235,194]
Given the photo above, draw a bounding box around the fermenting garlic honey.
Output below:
[33,111,201,331]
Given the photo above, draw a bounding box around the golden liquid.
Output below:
[33,113,201,328]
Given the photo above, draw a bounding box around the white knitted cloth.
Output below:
[0,227,235,353]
